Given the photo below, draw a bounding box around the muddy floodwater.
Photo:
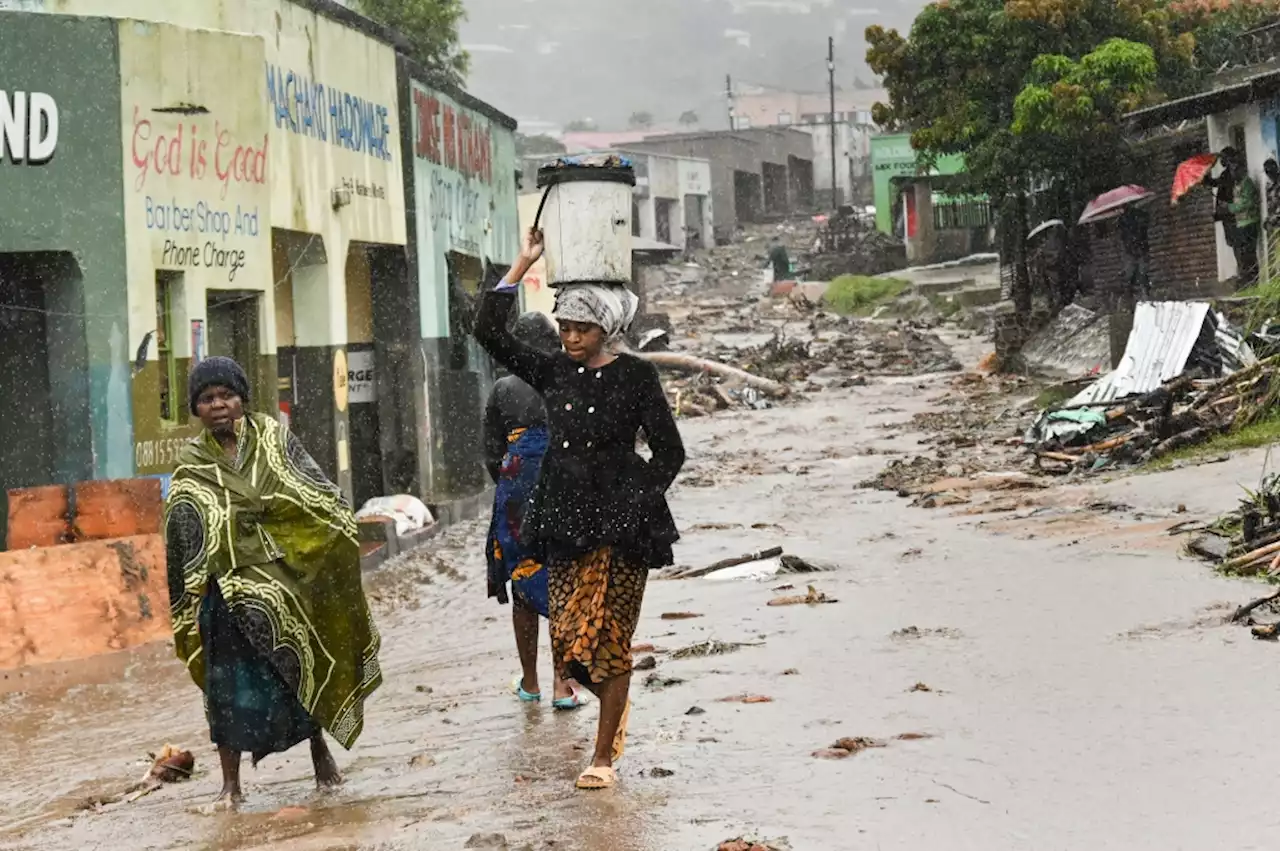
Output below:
[4,343,1280,850]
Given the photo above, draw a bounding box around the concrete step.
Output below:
[913,278,976,298]
[950,285,1005,309]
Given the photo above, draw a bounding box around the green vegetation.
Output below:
[823,276,910,316]
[1033,384,1080,410]
[357,0,469,85]
[1149,412,1280,470]
[1229,277,1280,332]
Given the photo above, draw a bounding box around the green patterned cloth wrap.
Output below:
[163,413,382,750]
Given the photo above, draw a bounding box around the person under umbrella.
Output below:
[1118,204,1152,301]
[1225,148,1261,287]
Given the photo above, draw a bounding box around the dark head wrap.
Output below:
[511,311,560,353]
[188,356,250,415]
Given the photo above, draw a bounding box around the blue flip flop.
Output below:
[553,688,585,711]
[512,676,541,702]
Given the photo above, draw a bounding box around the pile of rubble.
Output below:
[859,371,1042,498]
[1027,357,1277,473]
[1187,472,1280,576]
[642,303,962,418]
[811,227,906,280]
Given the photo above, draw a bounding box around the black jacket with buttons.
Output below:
[474,289,686,567]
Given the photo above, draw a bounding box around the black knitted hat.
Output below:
[188,356,250,415]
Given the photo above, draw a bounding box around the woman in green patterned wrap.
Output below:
[164,356,382,806]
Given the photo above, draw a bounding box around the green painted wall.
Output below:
[0,14,130,484]
[871,133,967,234]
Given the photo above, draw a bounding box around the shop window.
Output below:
[155,271,180,423]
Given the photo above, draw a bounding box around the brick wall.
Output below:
[1082,126,1222,305]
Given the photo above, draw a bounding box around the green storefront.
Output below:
[0,14,131,516]
[871,133,967,234]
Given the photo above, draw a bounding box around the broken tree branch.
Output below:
[636,352,790,399]
[672,546,785,579]
[1232,587,1280,623]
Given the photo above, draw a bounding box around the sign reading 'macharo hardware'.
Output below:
[0,90,58,165]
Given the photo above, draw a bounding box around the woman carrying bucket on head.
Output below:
[474,222,685,791]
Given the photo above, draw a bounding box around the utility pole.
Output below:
[828,36,838,208]
[726,74,735,130]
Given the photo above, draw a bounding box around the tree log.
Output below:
[672,546,785,579]
[637,352,791,398]
[1221,539,1280,573]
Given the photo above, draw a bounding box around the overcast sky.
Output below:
[458,0,926,132]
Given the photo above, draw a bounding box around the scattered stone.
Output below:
[635,655,658,671]
[632,642,656,653]
[649,767,676,778]
[409,754,436,769]
[415,685,433,694]
[644,673,686,690]
[671,639,752,659]
[661,611,704,620]
[909,682,932,692]
[465,834,509,849]
[715,838,789,851]
[717,694,774,704]
[832,736,887,754]
[686,706,707,716]
[896,732,934,741]
[891,625,963,640]
[782,668,800,676]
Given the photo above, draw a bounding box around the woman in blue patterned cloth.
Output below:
[484,310,583,710]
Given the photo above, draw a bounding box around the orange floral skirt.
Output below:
[547,547,648,685]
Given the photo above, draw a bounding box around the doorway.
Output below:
[206,290,261,407]
[0,252,90,549]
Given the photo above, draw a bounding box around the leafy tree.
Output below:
[357,0,469,85]
[866,0,1276,317]
[516,133,567,156]
[628,111,655,129]
[679,110,701,126]
[564,119,597,132]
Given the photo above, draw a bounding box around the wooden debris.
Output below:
[767,585,837,606]
[672,546,784,579]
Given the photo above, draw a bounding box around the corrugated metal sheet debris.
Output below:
[1067,301,1249,406]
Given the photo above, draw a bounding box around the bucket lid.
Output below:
[537,154,636,189]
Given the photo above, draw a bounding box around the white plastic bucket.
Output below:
[536,163,635,286]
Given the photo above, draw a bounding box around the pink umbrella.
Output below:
[1078,185,1155,225]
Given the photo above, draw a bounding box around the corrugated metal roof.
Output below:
[1068,301,1211,405]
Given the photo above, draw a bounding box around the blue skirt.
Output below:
[485,426,550,617]
[199,577,316,764]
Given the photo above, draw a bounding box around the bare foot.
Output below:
[202,787,243,814]
[311,737,344,789]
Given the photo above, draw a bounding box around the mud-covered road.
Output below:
[3,336,1280,851]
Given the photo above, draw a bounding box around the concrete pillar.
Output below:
[907,181,937,265]
[638,197,657,241]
